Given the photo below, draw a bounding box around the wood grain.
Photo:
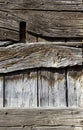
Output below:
[0,10,20,41]
[0,0,83,11]
[12,10,83,38]
[0,10,83,40]
[38,70,66,107]
[0,42,82,73]
[0,127,31,130]
[0,109,82,127]
[32,126,75,130]
[67,67,83,107]
[0,126,82,130]
[0,76,3,107]
[5,72,37,108]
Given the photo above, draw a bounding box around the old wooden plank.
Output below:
[32,126,83,130]
[38,69,66,107]
[67,67,83,107]
[74,127,83,130]
[0,76,3,107]
[0,109,83,127]
[0,0,83,11]
[0,42,82,73]
[1,10,83,39]
[0,127,31,130]
[0,11,20,41]
[5,72,37,107]
[0,126,82,130]
[0,28,19,41]
[12,10,83,38]
[38,71,49,107]
[32,126,74,130]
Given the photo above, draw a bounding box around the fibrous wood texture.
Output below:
[38,70,66,107]
[5,73,37,108]
[0,109,82,129]
[0,67,82,108]
[0,0,83,41]
[0,0,83,11]
[0,42,82,73]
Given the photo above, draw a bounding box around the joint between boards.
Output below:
[3,76,5,107]
[37,70,39,107]
[65,68,68,107]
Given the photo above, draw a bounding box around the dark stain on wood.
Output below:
[68,67,83,80]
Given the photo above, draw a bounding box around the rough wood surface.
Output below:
[5,72,37,108]
[0,126,81,130]
[0,0,83,11]
[67,67,83,107]
[0,128,31,130]
[0,109,82,127]
[0,11,20,41]
[0,10,83,40]
[32,126,81,130]
[0,42,82,73]
[38,70,66,107]
[0,76,3,107]
[12,10,83,38]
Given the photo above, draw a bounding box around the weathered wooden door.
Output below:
[0,0,83,130]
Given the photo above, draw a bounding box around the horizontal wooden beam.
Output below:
[0,0,83,11]
[1,10,83,40]
[0,42,82,73]
[0,109,82,127]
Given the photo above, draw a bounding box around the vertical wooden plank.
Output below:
[49,70,66,107]
[3,76,5,107]
[5,72,37,108]
[67,67,83,107]
[0,76,3,107]
[38,69,66,107]
[22,72,37,108]
[38,71,49,107]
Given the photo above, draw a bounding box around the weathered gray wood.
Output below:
[38,71,49,107]
[0,127,31,130]
[0,10,20,41]
[0,41,13,47]
[38,70,66,107]
[32,126,74,130]
[0,126,82,130]
[0,0,83,11]
[0,28,19,41]
[67,67,83,107]
[32,127,83,130]
[12,10,83,38]
[1,10,83,40]
[5,72,37,107]
[0,42,82,73]
[0,109,83,127]
[0,76,3,107]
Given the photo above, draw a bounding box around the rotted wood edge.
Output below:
[0,42,82,73]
